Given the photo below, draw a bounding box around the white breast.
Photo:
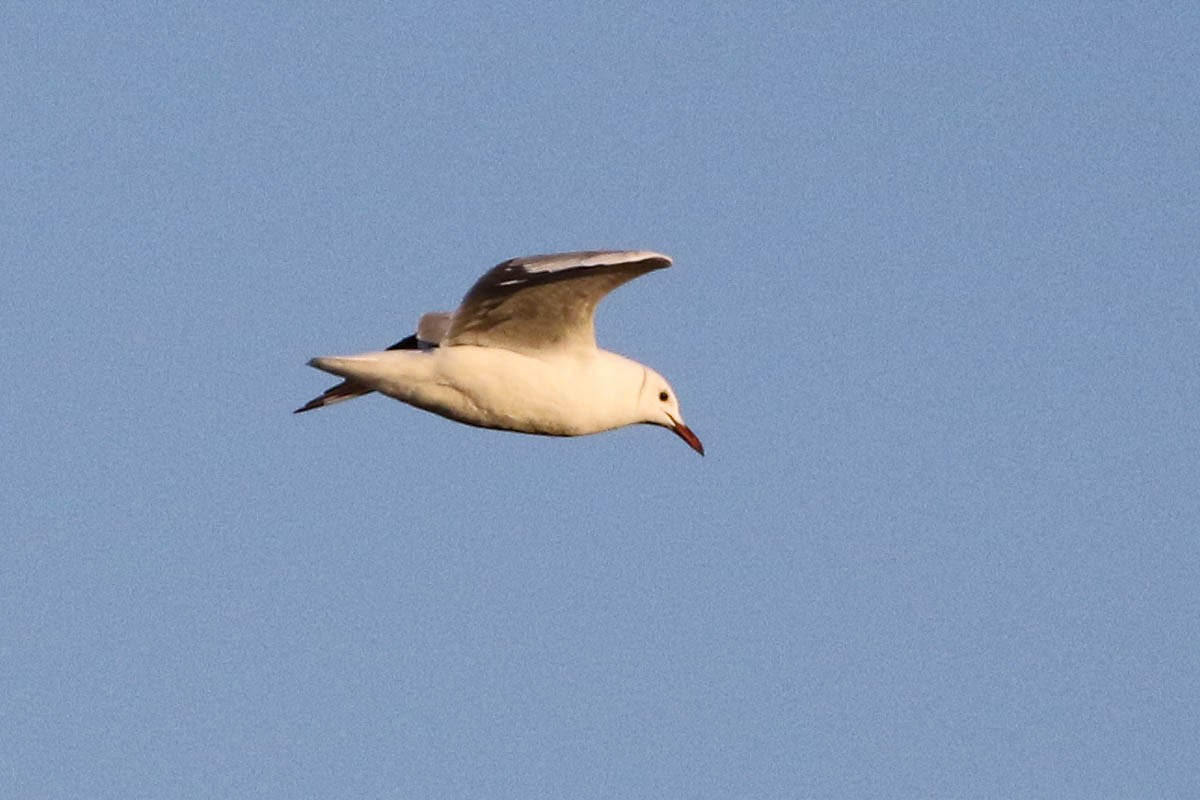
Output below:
[404,346,644,436]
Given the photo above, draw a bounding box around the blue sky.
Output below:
[3,3,1198,797]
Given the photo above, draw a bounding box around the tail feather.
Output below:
[293,380,372,413]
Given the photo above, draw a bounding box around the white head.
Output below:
[637,367,704,456]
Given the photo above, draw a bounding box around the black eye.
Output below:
[658,391,670,402]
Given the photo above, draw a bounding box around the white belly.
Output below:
[376,345,643,437]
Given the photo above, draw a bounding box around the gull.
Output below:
[295,250,703,455]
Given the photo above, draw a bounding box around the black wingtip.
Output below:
[386,334,421,351]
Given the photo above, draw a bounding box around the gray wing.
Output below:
[444,250,672,353]
[416,311,453,344]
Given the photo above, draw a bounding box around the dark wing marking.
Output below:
[385,310,453,351]
[386,334,421,351]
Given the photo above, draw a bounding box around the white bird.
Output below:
[296,250,704,455]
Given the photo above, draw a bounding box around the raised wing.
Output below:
[444,250,672,353]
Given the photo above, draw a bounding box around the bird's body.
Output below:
[297,250,703,455]
[310,346,649,437]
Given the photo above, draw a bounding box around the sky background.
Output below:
[3,3,1198,797]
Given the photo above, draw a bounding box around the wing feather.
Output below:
[444,250,671,353]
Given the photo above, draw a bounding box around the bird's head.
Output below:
[638,367,704,456]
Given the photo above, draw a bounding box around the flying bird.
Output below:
[295,250,703,455]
